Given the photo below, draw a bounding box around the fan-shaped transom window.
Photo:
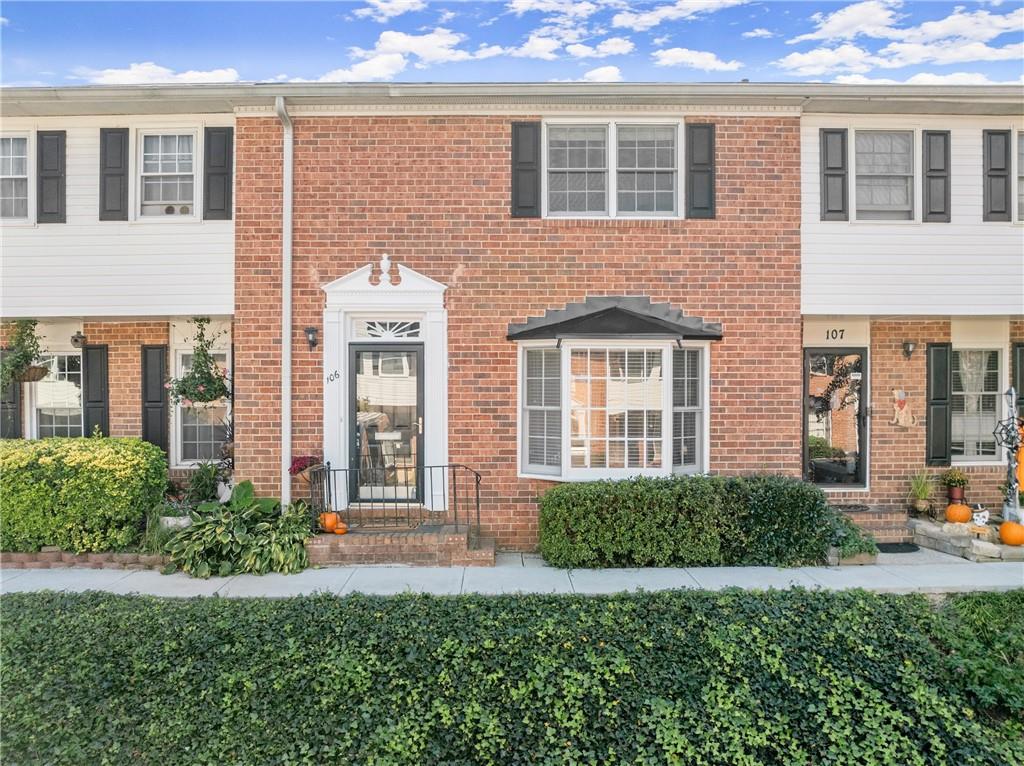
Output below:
[354,320,421,340]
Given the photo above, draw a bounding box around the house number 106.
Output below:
[825,329,845,340]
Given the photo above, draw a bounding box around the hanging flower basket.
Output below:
[165,318,231,406]
[15,364,50,383]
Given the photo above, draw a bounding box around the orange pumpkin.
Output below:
[945,503,972,523]
[333,522,348,535]
[318,512,339,533]
[999,521,1024,546]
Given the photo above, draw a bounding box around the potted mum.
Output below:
[0,320,49,389]
[289,454,320,484]
[166,318,230,407]
[941,468,969,503]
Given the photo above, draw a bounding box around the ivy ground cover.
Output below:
[1,589,1021,765]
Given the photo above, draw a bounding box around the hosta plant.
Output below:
[166,481,311,578]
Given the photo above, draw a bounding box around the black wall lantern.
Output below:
[902,340,916,359]
[304,327,319,351]
[70,331,87,349]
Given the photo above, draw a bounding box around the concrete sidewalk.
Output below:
[2,548,1021,598]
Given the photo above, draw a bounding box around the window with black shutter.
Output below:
[926,343,952,466]
[820,129,848,221]
[511,122,541,218]
[686,123,715,219]
[983,129,1011,222]
[203,127,233,220]
[99,128,129,220]
[922,131,950,223]
[37,130,66,224]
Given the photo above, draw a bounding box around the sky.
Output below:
[1,1,1022,87]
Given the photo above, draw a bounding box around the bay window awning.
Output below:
[506,296,722,342]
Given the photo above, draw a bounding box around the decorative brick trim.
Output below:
[0,548,169,570]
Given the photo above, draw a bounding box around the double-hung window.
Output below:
[33,353,83,437]
[141,133,195,217]
[176,351,229,463]
[951,349,1000,461]
[1,136,29,220]
[855,130,914,220]
[521,345,705,479]
[546,123,679,217]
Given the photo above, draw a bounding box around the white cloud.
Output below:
[874,39,1024,68]
[897,7,1023,43]
[509,34,563,60]
[507,0,600,19]
[350,27,503,69]
[353,0,427,23]
[773,43,874,76]
[742,28,774,39]
[613,0,747,33]
[582,65,623,82]
[72,62,240,85]
[0,16,9,26]
[789,0,904,43]
[836,72,1023,85]
[437,9,456,24]
[652,47,743,71]
[652,35,670,46]
[565,36,634,58]
[317,53,408,82]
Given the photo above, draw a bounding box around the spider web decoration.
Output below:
[355,320,421,339]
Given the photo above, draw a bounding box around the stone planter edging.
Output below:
[0,547,169,570]
[909,519,1024,563]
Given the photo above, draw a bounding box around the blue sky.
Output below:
[2,1,1022,86]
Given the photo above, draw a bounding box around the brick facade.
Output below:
[234,114,804,549]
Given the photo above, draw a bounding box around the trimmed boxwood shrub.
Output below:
[0,437,166,552]
[539,474,833,568]
[1,589,1021,765]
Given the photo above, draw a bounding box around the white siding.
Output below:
[1,114,234,318]
[802,114,1024,316]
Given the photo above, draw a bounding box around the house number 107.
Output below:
[825,329,845,340]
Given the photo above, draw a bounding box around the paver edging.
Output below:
[0,548,169,570]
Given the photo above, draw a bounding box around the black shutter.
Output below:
[686,123,715,219]
[37,130,66,224]
[1013,342,1024,418]
[82,345,109,436]
[983,129,1011,222]
[820,128,848,221]
[99,128,129,221]
[922,130,950,223]
[926,343,952,467]
[203,127,233,220]
[141,345,169,453]
[511,122,541,218]
[0,351,22,439]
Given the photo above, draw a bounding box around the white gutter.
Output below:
[275,95,293,504]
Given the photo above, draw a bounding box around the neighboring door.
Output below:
[804,348,868,486]
[348,344,424,502]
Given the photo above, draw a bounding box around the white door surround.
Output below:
[321,255,448,509]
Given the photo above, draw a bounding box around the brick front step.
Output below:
[305,524,496,567]
[839,507,913,543]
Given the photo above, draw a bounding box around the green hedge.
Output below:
[1,590,1020,765]
[539,474,834,568]
[0,438,166,552]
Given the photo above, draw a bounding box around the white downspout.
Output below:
[275,96,293,504]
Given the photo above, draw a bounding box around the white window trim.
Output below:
[26,350,84,439]
[516,338,712,482]
[0,131,35,227]
[850,127,918,224]
[950,344,1007,467]
[132,127,203,224]
[169,336,232,470]
[541,118,684,221]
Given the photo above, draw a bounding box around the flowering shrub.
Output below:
[289,455,319,475]
[0,437,167,552]
[165,318,230,406]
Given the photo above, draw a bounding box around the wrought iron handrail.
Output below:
[308,462,482,543]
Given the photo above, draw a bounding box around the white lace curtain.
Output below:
[958,350,988,413]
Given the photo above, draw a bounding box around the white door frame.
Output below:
[322,255,448,510]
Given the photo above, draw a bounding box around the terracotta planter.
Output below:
[947,486,965,502]
[318,512,339,533]
[912,499,930,516]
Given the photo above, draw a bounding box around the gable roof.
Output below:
[506,296,722,342]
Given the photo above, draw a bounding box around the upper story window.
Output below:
[1,136,29,220]
[1018,133,1023,221]
[855,130,913,220]
[140,133,195,217]
[545,122,679,218]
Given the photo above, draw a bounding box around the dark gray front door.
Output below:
[348,344,424,502]
[804,348,868,486]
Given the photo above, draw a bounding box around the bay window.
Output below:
[521,344,706,479]
[855,130,914,220]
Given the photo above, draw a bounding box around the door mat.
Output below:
[876,542,920,554]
